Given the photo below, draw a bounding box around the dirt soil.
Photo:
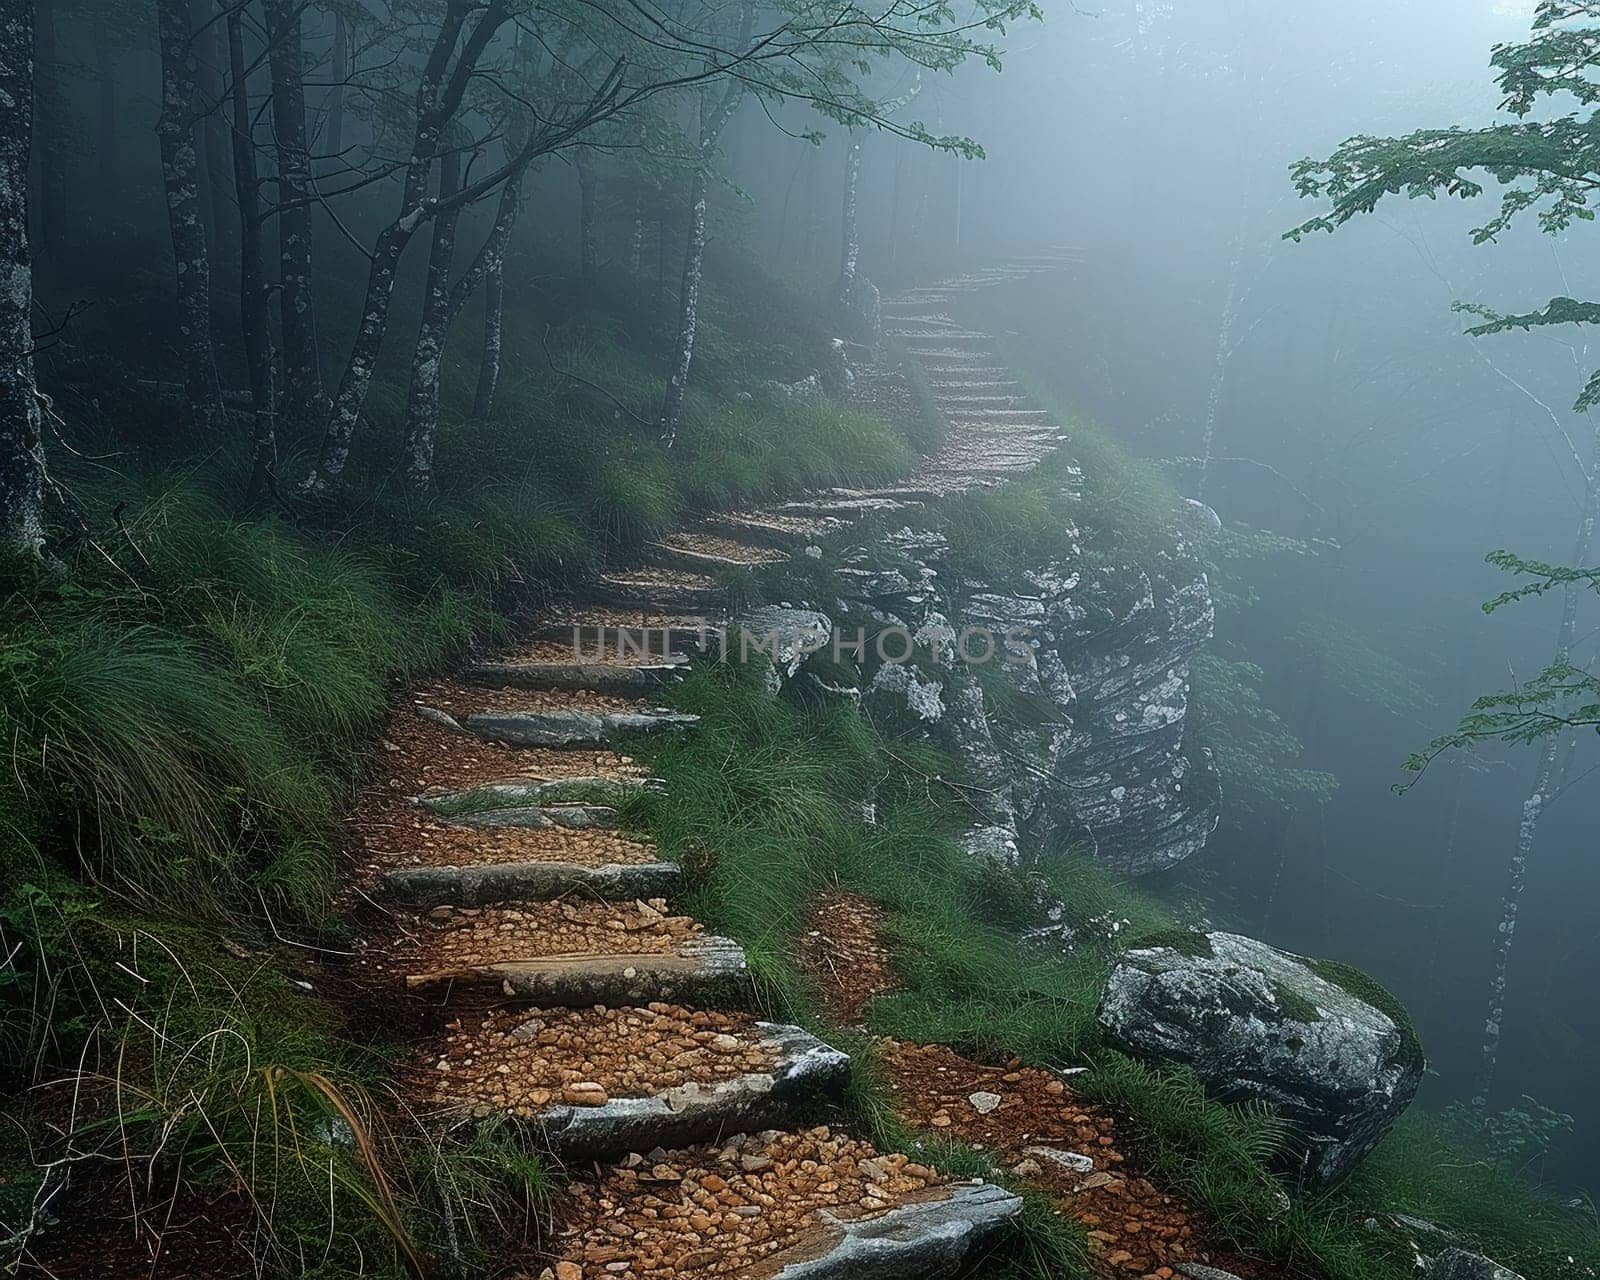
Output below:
[801,889,1289,1280]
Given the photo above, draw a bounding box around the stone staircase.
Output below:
[351,250,1078,1279]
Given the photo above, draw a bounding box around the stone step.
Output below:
[646,530,790,572]
[696,508,851,551]
[889,328,991,344]
[905,346,1002,361]
[419,1007,850,1160]
[416,699,700,748]
[382,858,683,907]
[536,609,728,657]
[461,661,686,694]
[774,496,923,518]
[818,485,945,504]
[593,566,727,613]
[406,935,753,1008]
[913,349,1000,363]
[416,774,661,819]
[934,395,1035,410]
[923,365,1012,378]
[462,656,688,695]
[550,1130,1021,1279]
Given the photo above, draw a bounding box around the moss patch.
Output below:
[1269,979,1324,1025]
[1306,958,1424,1073]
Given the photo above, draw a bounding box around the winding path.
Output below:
[349,251,1084,1278]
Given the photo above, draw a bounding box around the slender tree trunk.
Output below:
[659,69,745,445]
[324,12,347,168]
[474,262,504,418]
[1,0,49,559]
[192,0,232,274]
[402,149,463,490]
[33,0,58,253]
[155,0,222,426]
[263,0,323,432]
[659,164,708,447]
[654,203,668,322]
[629,172,647,277]
[836,131,862,311]
[465,173,526,419]
[227,11,276,502]
[1472,417,1600,1110]
[92,11,116,195]
[307,0,507,491]
[576,145,599,283]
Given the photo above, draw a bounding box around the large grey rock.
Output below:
[1018,562,1220,875]
[739,606,833,678]
[1430,1248,1525,1280]
[1097,931,1423,1185]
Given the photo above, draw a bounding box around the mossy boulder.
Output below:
[1096,930,1423,1185]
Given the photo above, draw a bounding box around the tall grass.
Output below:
[637,657,1599,1280]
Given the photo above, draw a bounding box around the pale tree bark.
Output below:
[306,0,508,491]
[659,41,749,447]
[658,161,710,447]
[1471,417,1600,1110]
[835,132,862,312]
[473,261,504,417]
[155,0,222,426]
[576,145,599,281]
[1,0,49,559]
[401,148,464,490]
[227,10,276,501]
[468,175,526,419]
[263,0,323,431]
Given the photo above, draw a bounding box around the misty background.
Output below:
[724,0,1600,1196]
[29,0,1595,1200]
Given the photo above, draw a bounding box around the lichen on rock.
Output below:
[1097,930,1424,1185]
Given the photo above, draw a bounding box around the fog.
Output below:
[727,0,1600,1196]
[10,0,1600,1253]
[961,0,1600,1192]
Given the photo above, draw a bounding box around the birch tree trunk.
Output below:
[658,162,709,447]
[1471,417,1600,1110]
[576,145,599,282]
[659,61,746,446]
[155,0,222,426]
[835,132,862,312]
[263,0,323,431]
[1,0,49,559]
[474,261,504,418]
[227,10,276,501]
[307,0,506,492]
[466,175,526,420]
[401,148,464,490]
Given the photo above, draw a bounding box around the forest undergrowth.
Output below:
[2,248,1596,1279]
